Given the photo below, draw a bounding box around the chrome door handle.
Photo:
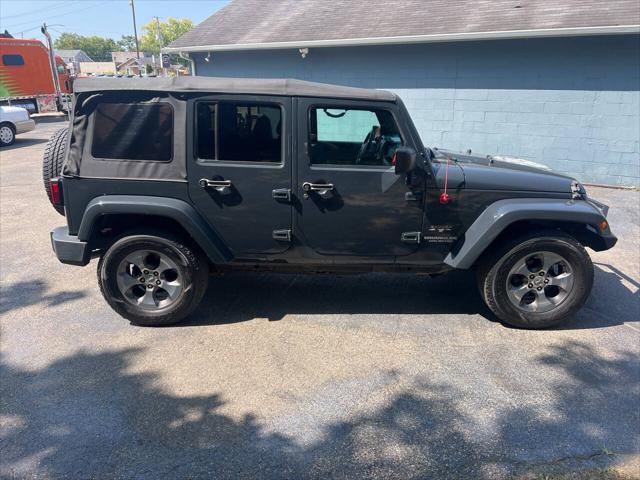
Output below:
[199,178,232,193]
[302,182,334,199]
[302,182,334,192]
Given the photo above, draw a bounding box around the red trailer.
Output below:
[0,35,72,113]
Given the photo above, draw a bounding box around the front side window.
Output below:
[309,107,402,166]
[2,54,24,66]
[196,101,282,163]
[92,103,173,161]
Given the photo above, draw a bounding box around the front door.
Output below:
[187,95,292,255]
[296,98,425,257]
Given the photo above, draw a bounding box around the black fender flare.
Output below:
[444,198,610,269]
[77,195,232,264]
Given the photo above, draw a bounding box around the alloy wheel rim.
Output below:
[505,250,575,313]
[0,126,13,143]
[116,249,183,310]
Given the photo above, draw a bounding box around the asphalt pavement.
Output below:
[1,118,638,479]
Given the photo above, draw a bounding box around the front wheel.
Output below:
[477,231,594,329]
[0,123,16,146]
[98,231,209,326]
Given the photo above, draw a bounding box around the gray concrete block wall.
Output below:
[195,35,640,186]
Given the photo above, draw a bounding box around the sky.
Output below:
[0,0,229,42]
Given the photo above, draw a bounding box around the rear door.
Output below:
[296,98,425,257]
[187,95,292,255]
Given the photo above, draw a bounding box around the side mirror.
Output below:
[394,146,417,175]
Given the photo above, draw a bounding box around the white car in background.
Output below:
[0,106,36,146]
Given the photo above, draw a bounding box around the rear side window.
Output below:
[2,54,24,66]
[196,101,282,163]
[92,103,173,161]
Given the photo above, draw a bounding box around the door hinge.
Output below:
[401,232,421,244]
[272,229,292,242]
[272,188,292,202]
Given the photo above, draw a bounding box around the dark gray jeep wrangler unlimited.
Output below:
[44,77,616,328]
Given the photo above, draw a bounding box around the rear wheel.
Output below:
[477,231,594,329]
[0,123,15,146]
[42,127,68,215]
[97,231,209,326]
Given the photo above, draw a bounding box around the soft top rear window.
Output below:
[91,102,173,161]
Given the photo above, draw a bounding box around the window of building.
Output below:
[91,103,173,161]
[2,54,24,66]
[309,107,402,166]
[196,101,282,163]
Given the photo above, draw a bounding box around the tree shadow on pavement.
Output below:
[1,340,637,479]
[496,340,639,470]
[0,279,87,315]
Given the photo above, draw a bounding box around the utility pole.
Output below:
[40,23,62,109]
[129,0,142,76]
[153,16,162,75]
[154,16,162,47]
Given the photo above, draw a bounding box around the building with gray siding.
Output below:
[168,0,640,186]
[55,49,93,75]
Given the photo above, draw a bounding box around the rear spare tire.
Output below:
[43,127,68,215]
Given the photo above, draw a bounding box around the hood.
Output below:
[432,148,577,194]
[0,105,29,115]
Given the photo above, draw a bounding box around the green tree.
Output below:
[139,17,194,55]
[117,35,137,52]
[53,33,119,62]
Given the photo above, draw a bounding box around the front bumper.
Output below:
[585,197,617,251]
[51,226,90,266]
[589,228,618,251]
[14,119,35,135]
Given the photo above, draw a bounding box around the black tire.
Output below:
[42,127,68,215]
[0,122,16,146]
[97,230,209,326]
[477,230,594,329]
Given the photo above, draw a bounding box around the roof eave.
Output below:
[164,24,640,53]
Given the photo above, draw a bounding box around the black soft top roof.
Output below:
[73,76,397,102]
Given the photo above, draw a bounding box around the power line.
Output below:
[0,1,82,20]
[1,1,112,30]
[53,27,125,35]
[9,25,42,38]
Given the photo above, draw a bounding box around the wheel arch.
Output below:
[78,195,232,264]
[445,198,611,270]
